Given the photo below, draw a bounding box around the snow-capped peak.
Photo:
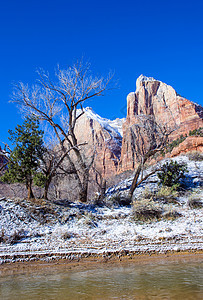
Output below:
[137,74,157,82]
[84,107,125,137]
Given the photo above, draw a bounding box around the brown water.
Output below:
[0,259,202,299]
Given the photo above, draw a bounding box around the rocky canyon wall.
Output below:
[75,76,203,177]
[118,75,203,172]
[74,108,124,178]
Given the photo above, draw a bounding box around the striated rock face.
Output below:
[72,76,203,178]
[118,75,203,172]
[74,108,125,178]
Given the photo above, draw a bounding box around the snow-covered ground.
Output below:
[0,156,202,263]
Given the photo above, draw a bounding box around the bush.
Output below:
[141,187,156,199]
[156,186,179,204]
[90,194,106,207]
[157,186,178,197]
[8,229,26,245]
[0,229,6,243]
[188,197,203,209]
[62,232,73,240]
[133,198,162,222]
[108,193,131,207]
[187,151,203,162]
[163,210,182,220]
[166,134,187,153]
[157,160,187,188]
[189,127,203,137]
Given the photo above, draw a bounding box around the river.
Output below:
[0,258,202,299]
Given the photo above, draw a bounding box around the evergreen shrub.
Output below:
[157,160,187,188]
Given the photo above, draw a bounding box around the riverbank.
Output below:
[1,250,203,276]
[0,156,202,268]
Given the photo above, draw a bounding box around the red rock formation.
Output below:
[74,108,124,178]
[170,136,203,157]
[71,76,203,178]
[119,75,203,172]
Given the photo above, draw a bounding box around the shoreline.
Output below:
[0,236,202,264]
[1,157,202,275]
[0,250,203,275]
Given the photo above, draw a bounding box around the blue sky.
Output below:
[0,0,203,144]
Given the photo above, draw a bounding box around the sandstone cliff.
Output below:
[118,75,203,172]
[73,76,203,178]
[74,108,125,177]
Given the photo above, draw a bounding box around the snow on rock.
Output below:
[74,107,125,177]
[84,107,125,137]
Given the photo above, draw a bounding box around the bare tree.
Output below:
[11,60,113,202]
[128,114,176,200]
[91,164,107,202]
[39,141,88,200]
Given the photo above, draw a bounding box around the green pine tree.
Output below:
[1,116,45,200]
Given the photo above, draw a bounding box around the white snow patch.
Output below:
[84,107,125,137]
[137,74,157,82]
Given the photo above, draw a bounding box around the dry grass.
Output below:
[141,187,156,199]
[0,229,26,245]
[0,229,6,243]
[133,198,162,222]
[108,193,131,207]
[187,151,203,162]
[7,229,26,245]
[132,186,183,222]
[62,232,73,240]
[163,210,182,220]
[156,186,179,204]
[188,197,203,209]
[90,197,105,207]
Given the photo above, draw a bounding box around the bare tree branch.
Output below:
[11,60,113,202]
[128,111,177,200]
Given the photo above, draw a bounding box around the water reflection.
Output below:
[0,259,202,299]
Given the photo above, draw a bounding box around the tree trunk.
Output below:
[128,152,153,200]
[71,145,91,203]
[99,179,106,201]
[27,183,34,200]
[128,162,143,200]
[79,186,88,202]
[26,178,35,200]
[43,185,48,200]
[79,172,89,202]
[43,176,52,200]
